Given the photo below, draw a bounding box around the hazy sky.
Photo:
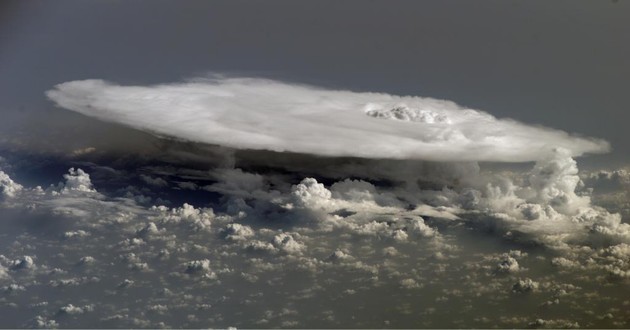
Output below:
[1,0,628,166]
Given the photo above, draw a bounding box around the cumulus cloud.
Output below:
[28,316,59,329]
[2,283,26,294]
[1,156,630,328]
[496,256,520,274]
[0,127,628,328]
[8,256,36,271]
[151,203,214,232]
[46,77,608,162]
[221,223,255,242]
[184,259,212,274]
[289,178,333,210]
[511,278,539,293]
[272,233,305,254]
[60,168,96,193]
[0,171,23,199]
[416,148,630,254]
[58,304,94,315]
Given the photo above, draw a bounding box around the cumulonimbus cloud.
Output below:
[46,77,609,162]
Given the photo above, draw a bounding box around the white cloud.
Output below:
[391,229,409,241]
[1,154,630,328]
[406,217,437,238]
[77,256,96,266]
[28,316,58,329]
[330,179,402,207]
[272,233,305,254]
[8,256,35,271]
[60,168,96,193]
[327,250,353,262]
[245,240,276,253]
[525,149,589,214]
[117,279,134,289]
[151,203,214,232]
[289,178,333,210]
[221,223,255,242]
[46,77,608,162]
[0,171,23,199]
[2,283,26,294]
[62,230,90,239]
[496,256,520,273]
[183,259,212,275]
[135,222,162,237]
[58,304,94,315]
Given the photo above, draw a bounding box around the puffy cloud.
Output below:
[516,203,558,221]
[330,179,402,207]
[46,77,608,162]
[436,149,630,253]
[135,222,162,237]
[496,256,520,274]
[406,217,437,238]
[62,230,90,239]
[184,259,212,274]
[0,171,23,199]
[77,256,96,266]
[400,278,422,289]
[327,250,353,262]
[60,168,96,193]
[117,279,134,289]
[221,223,255,242]
[272,233,305,254]
[288,178,334,212]
[151,203,214,231]
[391,229,409,241]
[527,318,580,329]
[119,253,149,271]
[58,304,94,315]
[580,168,630,219]
[551,257,582,269]
[582,168,630,193]
[511,278,539,293]
[0,152,629,328]
[28,316,58,329]
[244,240,276,253]
[366,104,451,124]
[330,179,378,202]
[8,256,35,271]
[2,283,26,294]
[525,149,589,214]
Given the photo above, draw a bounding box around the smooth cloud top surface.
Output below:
[46,77,609,162]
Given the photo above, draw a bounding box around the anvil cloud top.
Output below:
[47,77,608,162]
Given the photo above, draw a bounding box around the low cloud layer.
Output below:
[12,76,624,328]
[46,77,609,162]
[1,152,630,328]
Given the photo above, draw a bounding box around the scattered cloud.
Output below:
[2,77,629,327]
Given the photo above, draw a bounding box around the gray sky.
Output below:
[1,0,628,166]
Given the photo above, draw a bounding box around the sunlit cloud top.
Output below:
[46,77,609,162]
